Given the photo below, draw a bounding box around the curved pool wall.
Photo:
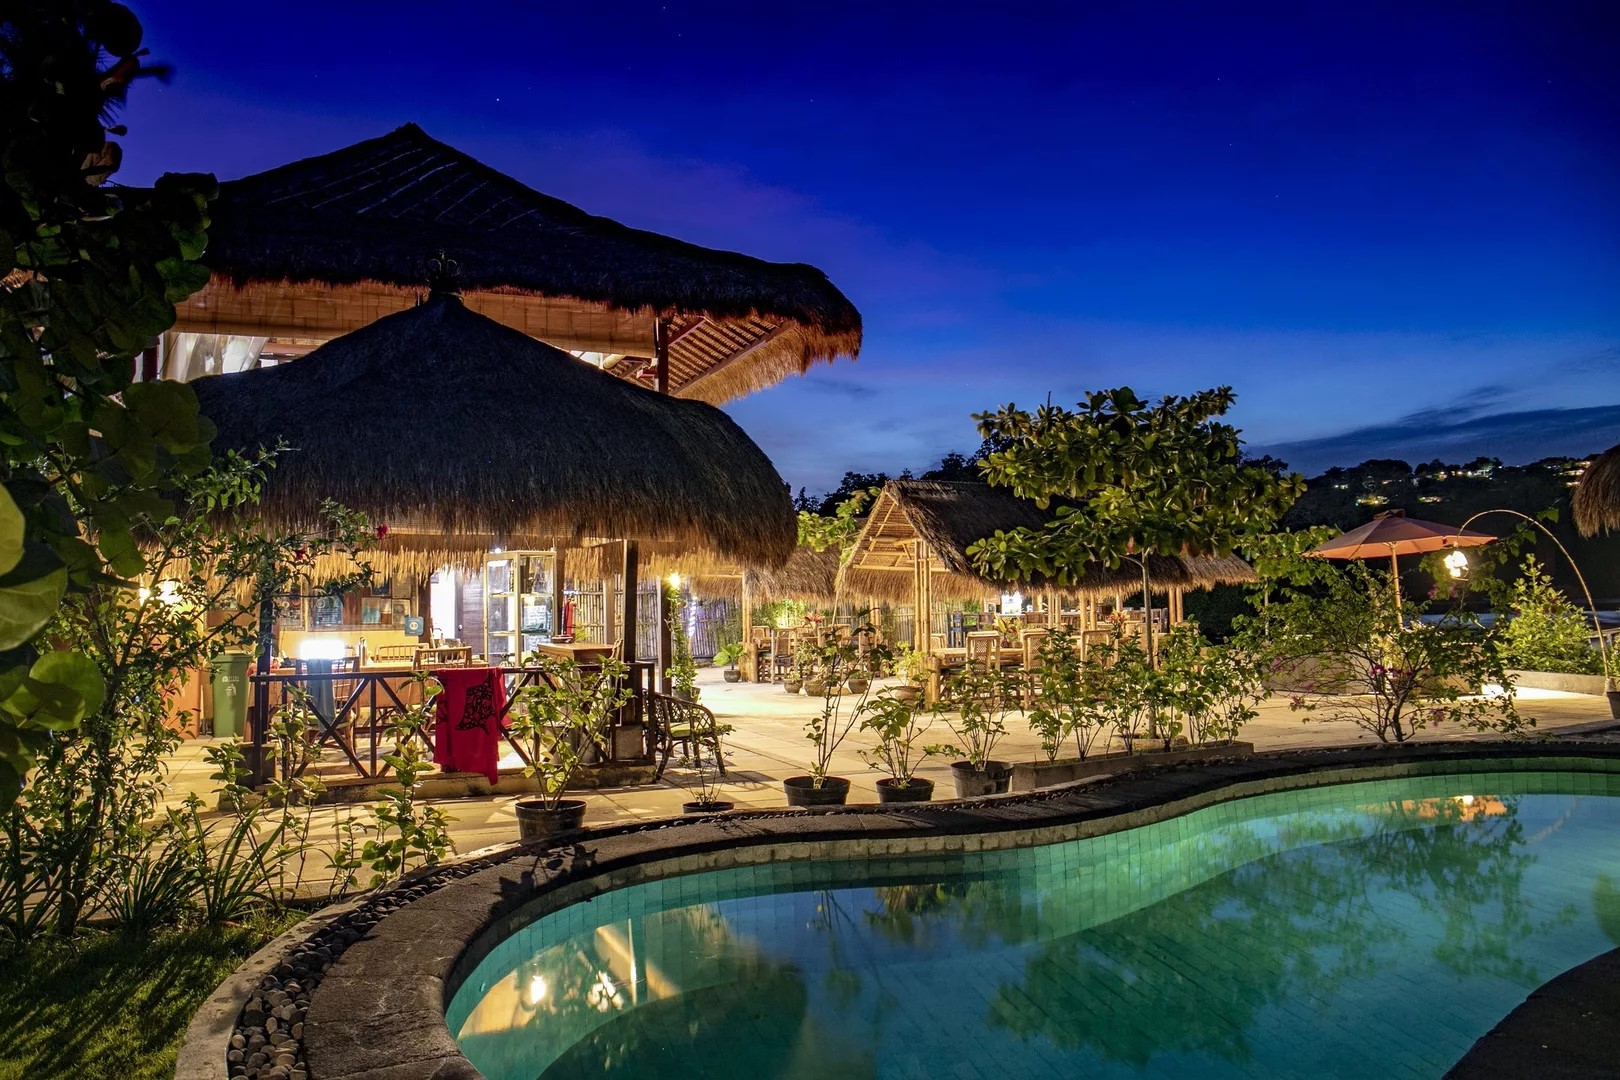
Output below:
[449,768,1620,1079]
[288,743,1620,1080]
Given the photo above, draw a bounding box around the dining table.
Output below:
[530,641,616,664]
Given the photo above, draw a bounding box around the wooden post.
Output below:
[551,549,568,640]
[653,317,671,396]
[740,575,755,681]
[913,543,934,657]
[657,575,673,694]
[621,541,639,662]
[599,546,616,648]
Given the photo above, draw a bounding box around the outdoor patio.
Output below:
[158,666,1620,858]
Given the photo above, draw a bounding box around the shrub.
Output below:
[1497,557,1604,676]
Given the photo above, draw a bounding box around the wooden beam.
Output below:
[675,323,786,395]
[621,541,639,661]
[653,317,671,395]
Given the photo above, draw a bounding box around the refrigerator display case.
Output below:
[484,552,555,664]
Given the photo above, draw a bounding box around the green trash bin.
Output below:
[209,651,251,738]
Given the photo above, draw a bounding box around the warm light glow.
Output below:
[298,637,349,661]
[1000,590,1024,613]
[666,572,682,589]
[524,973,547,1006]
[1443,549,1469,578]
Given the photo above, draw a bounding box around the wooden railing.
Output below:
[245,661,654,785]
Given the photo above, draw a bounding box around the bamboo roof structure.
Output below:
[190,286,796,568]
[1573,444,1620,537]
[837,480,1255,602]
[176,124,861,403]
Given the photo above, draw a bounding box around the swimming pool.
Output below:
[448,768,1620,1079]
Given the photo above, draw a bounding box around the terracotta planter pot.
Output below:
[783,680,803,694]
[783,775,850,806]
[804,680,828,697]
[514,798,587,842]
[949,760,1011,799]
[846,677,871,694]
[682,800,735,814]
[876,777,934,803]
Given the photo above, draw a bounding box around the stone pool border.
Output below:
[180,740,1620,1080]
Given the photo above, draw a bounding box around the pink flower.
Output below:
[376,524,390,540]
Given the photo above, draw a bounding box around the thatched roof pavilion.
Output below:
[190,285,797,570]
[171,124,861,404]
[838,480,1254,652]
[1573,444,1620,537]
[690,546,842,606]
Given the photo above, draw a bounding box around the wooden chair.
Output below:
[771,629,796,681]
[647,691,730,780]
[965,630,1002,670]
[413,645,473,668]
[1018,627,1049,706]
[1080,628,1116,663]
[371,644,417,665]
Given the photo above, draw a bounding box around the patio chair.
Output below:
[647,691,730,781]
[371,644,416,665]
[771,628,796,681]
[1019,627,1049,706]
[965,630,1002,670]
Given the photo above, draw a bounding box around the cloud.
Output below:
[1254,401,1620,475]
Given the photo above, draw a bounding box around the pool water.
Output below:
[449,768,1620,1080]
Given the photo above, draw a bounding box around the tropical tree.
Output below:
[968,387,1304,662]
[0,0,216,800]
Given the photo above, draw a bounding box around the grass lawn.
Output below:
[0,915,300,1080]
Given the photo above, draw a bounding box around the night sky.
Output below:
[121,1,1620,493]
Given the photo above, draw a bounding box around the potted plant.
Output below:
[667,587,700,701]
[509,655,632,841]
[784,641,813,695]
[1025,627,1114,762]
[803,648,830,697]
[846,631,890,695]
[679,752,734,815]
[934,663,1015,798]
[784,637,873,806]
[858,691,943,802]
[713,641,745,683]
[890,643,930,703]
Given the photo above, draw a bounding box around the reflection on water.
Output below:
[449,770,1620,1080]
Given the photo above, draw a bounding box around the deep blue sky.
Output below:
[122,0,1620,492]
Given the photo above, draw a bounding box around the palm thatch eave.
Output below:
[1573,444,1620,537]
[190,292,796,567]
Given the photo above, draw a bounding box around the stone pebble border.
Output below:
[174,739,1620,1080]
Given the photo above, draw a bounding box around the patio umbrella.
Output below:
[1307,509,1495,608]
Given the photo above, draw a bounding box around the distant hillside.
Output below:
[1282,453,1620,603]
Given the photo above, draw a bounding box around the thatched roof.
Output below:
[191,289,796,567]
[176,124,861,404]
[838,480,1255,602]
[1573,444,1620,537]
[689,546,841,606]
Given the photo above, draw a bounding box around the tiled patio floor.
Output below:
[160,667,1619,857]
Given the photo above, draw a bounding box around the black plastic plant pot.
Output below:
[876,777,935,803]
[515,798,587,842]
[949,760,1011,798]
[682,800,736,814]
[782,775,851,806]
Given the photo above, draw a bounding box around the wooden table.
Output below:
[531,641,616,664]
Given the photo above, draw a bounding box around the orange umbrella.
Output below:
[1308,509,1495,608]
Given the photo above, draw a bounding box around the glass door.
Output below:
[484,558,515,665]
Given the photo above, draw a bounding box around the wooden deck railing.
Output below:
[244,661,654,785]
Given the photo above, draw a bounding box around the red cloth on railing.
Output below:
[432,666,506,784]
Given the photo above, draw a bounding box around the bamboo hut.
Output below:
[1573,444,1620,537]
[837,480,1254,654]
[161,124,861,405]
[689,546,843,679]
[191,279,796,676]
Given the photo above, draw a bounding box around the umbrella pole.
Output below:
[1390,550,1402,618]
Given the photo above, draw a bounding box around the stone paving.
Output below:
[159,667,1620,856]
